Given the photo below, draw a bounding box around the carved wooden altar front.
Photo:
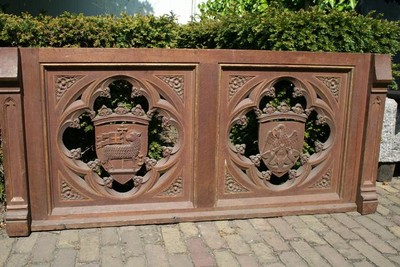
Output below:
[0,48,392,236]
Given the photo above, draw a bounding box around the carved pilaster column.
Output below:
[357,54,392,214]
[0,48,30,236]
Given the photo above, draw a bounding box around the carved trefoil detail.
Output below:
[160,177,183,196]
[229,75,254,98]
[309,169,332,188]
[157,75,184,98]
[225,172,249,193]
[60,180,87,200]
[317,77,340,100]
[56,75,84,100]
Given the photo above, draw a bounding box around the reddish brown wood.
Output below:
[0,48,392,236]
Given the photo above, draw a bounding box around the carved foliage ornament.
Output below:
[56,76,83,100]
[229,75,254,98]
[160,177,183,196]
[318,77,340,100]
[60,180,87,200]
[157,75,184,98]
[225,172,249,193]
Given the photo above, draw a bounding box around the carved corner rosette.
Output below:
[228,75,255,98]
[160,176,183,196]
[60,180,88,201]
[225,172,249,193]
[157,75,184,99]
[56,75,84,100]
[317,77,340,100]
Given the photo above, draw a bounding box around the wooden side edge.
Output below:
[0,48,31,236]
[357,54,392,214]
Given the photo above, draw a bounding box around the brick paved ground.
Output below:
[1,179,400,267]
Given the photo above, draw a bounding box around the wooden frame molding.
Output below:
[0,48,392,236]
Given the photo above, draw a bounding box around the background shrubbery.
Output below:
[0,5,400,201]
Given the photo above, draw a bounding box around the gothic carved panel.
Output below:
[219,68,347,199]
[229,75,255,98]
[44,66,195,206]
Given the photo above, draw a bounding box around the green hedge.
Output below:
[0,8,399,55]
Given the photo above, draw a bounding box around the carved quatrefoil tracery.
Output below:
[59,76,183,199]
[228,77,336,191]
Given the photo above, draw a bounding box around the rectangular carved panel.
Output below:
[1,48,391,236]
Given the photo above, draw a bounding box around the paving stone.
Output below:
[250,242,278,264]
[267,217,300,240]
[321,231,364,260]
[13,232,39,253]
[5,253,29,267]
[376,204,391,216]
[78,229,100,263]
[76,262,101,267]
[224,234,251,254]
[53,248,78,267]
[267,262,286,267]
[169,254,194,267]
[279,251,308,267]
[198,222,226,249]
[320,217,361,240]
[332,213,361,229]
[161,226,186,253]
[0,238,14,266]
[249,218,273,231]
[214,250,239,267]
[138,225,162,245]
[284,215,308,228]
[290,240,330,267]
[124,256,146,267]
[294,227,327,245]
[57,230,79,248]
[100,245,123,267]
[389,255,400,265]
[354,216,397,240]
[389,225,400,238]
[259,231,290,252]
[387,239,400,251]
[101,227,120,245]
[236,254,260,267]
[380,184,399,193]
[120,227,144,258]
[186,237,216,267]
[145,244,168,267]
[352,227,397,254]
[298,215,329,233]
[351,240,396,267]
[29,263,51,267]
[215,220,236,235]
[179,222,199,238]
[31,232,58,263]
[315,245,352,267]
[353,260,376,267]
[387,194,400,205]
[367,213,396,227]
[233,220,263,243]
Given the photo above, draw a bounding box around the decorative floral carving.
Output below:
[103,177,113,188]
[253,108,263,117]
[56,76,83,100]
[261,170,272,181]
[229,75,254,98]
[147,108,157,118]
[300,154,309,165]
[292,103,305,114]
[60,180,86,200]
[131,86,142,97]
[318,77,340,99]
[235,144,246,155]
[250,154,262,167]
[288,170,297,180]
[310,169,332,188]
[277,102,291,113]
[373,96,382,106]
[264,87,276,98]
[68,148,82,160]
[225,173,249,193]
[87,159,101,172]
[292,87,303,98]
[236,115,248,126]
[100,87,111,98]
[97,105,113,116]
[158,75,184,98]
[316,115,328,125]
[262,104,276,114]
[70,118,81,129]
[114,103,129,115]
[160,177,183,196]
[145,157,157,170]
[315,141,324,153]
[131,105,145,116]
[133,176,143,187]
[162,146,173,158]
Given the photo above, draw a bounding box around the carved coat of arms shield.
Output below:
[259,121,305,177]
[92,105,150,185]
